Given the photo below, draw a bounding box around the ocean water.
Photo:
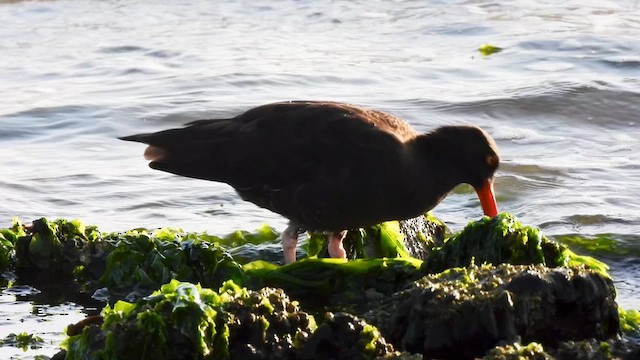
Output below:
[1,0,639,357]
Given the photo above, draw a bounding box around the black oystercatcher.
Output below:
[121,101,500,263]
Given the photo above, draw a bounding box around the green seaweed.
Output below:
[304,221,412,260]
[0,232,14,270]
[0,332,45,351]
[483,342,550,359]
[478,43,503,56]
[619,307,640,334]
[10,217,98,271]
[244,257,423,306]
[1,217,426,303]
[62,279,319,360]
[554,233,640,258]
[423,213,609,277]
[377,221,411,258]
[221,224,280,247]
[94,228,246,300]
[1,214,634,359]
[0,213,613,308]
[61,279,396,360]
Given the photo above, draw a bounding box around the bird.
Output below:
[120,101,500,264]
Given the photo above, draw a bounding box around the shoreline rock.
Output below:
[1,213,638,359]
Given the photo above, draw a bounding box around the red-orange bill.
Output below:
[474,179,499,217]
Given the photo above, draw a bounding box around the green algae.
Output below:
[63,279,398,360]
[89,227,422,303]
[378,262,619,358]
[0,213,614,309]
[244,257,423,306]
[0,232,14,270]
[377,221,411,258]
[1,217,428,304]
[0,332,45,351]
[423,213,609,277]
[0,218,25,269]
[619,307,640,334]
[62,280,225,359]
[0,214,615,310]
[483,342,550,359]
[93,228,246,300]
[304,221,412,260]
[0,213,635,359]
[478,43,503,56]
[296,312,395,359]
[484,337,640,360]
[555,233,640,258]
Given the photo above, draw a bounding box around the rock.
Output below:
[482,342,552,359]
[552,337,640,360]
[61,280,318,360]
[398,213,447,260]
[296,312,395,360]
[422,213,608,276]
[369,264,619,359]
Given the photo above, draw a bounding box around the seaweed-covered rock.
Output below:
[2,216,439,303]
[3,214,633,360]
[482,342,551,359]
[398,212,448,260]
[60,280,396,360]
[296,312,395,359]
[62,280,318,360]
[89,229,245,301]
[481,339,640,360]
[244,258,423,308]
[423,213,608,276]
[370,263,618,359]
[308,213,446,261]
[0,219,22,270]
[13,218,98,270]
[553,337,640,360]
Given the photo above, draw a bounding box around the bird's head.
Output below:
[426,125,500,217]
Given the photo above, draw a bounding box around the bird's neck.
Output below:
[402,134,466,208]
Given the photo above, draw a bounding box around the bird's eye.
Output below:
[486,155,498,168]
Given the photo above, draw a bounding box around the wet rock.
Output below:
[398,213,447,260]
[296,312,394,360]
[58,279,398,360]
[224,287,316,359]
[482,341,552,359]
[338,214,446,261]
[62,280,318,360]
[370,264,619,359]
[552,337,640,360]
[484,337,640,360]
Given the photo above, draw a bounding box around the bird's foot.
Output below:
[328,230,347,259]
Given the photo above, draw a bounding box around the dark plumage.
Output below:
[121,101,500,263]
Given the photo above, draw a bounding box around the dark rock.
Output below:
[296,312,395,360]
[482,342,553,359]
[398,213,447,260]
[552,337,640,360]
[369,264,619,359]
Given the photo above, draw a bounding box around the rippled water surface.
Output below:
[1,0,640,357]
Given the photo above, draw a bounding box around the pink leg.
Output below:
[328,230,347,259]
[282,225,300,264]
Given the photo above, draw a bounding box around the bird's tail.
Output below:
[119,130,227,182]
[119,133,168,162]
